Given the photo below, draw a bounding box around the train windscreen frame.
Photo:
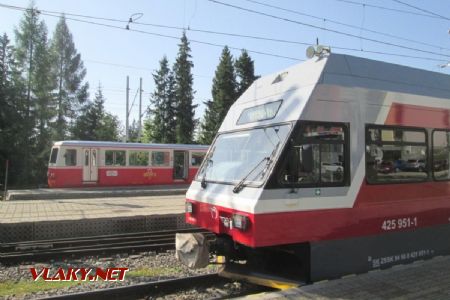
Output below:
[196,123,291,186]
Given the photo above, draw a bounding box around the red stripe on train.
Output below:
[186,195,450,247]
[385,103,450,129]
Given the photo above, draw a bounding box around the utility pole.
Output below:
[125,76,129,142]
[138,77,142,142]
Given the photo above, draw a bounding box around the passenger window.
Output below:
[105,150,126,166]
[366,126,427,184]
[432,131,450,180]
[152,151,170,167]
[64,149,77,166]
[129,151,149,166]
[280,123,347,186]
[49,148,59,164]
[191,152,206,166]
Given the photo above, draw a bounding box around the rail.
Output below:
[0,228,214,264]
[43,273,226,300]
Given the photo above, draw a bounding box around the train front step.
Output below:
[219,263,304,290]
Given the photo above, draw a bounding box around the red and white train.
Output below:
[177,50,450,283]
[47,141,208,188]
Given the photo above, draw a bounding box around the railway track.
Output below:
[0,228,213,264]
[43,273,228,300]
[42,273,273,300]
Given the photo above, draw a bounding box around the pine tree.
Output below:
[14,5,57,184]
[72,85,120,141]
[50,15,89,140]
[0,33,26,186]
[199,46,237,144]
[198,99,218,144]
[144,56,177,143]
[235,49,258,98]
[173,32,197,144]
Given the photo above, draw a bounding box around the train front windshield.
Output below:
[197,124,291,185]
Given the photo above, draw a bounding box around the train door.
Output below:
[173,151,188,180]
[83,148,98,183]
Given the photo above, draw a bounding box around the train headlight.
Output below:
[185,202,194,214]
[232,214,249,231]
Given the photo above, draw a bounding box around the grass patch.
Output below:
[127,267,181,278]
[0,279,82,297]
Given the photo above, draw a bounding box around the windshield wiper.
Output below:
[200,146,215,189]
[233,141,280,194]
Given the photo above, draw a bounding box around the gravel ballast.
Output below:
[0,251,266,299]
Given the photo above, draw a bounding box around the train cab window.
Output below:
[152,151,170,167]
[105,150,126,166]
[64,149,77,166]
[49,148,59,164]
[129,151,149,166]
[432,130,450,180]
[366,125,427,184]
[191,152,206,166]
[280,122,348,187]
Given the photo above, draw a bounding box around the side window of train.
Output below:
[191,152,206,166]
[365,125,427,184]
[280,122,348,187]
[432,130,450,181]
[152,151,170,167]
[129,151,149,166]
[49,148,58,164]
[105,150,126,166]
[64,149,77,166]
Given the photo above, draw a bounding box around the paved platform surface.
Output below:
[0,195,188,242]
[5,184,189,200]
[0,195,185,223]
[250,255,450,299]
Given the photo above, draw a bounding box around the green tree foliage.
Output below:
[199,46,237,144]
[1,5,120,187]
[235,49,258,98]
[14,5,57,185]
[173,32,197,144]
[127,119,141,142]
[72,85,120,141]
[144,56,177,143]
[0,33,27,186]
[50,15,89,140]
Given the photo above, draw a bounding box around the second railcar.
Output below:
[47,141,208,188]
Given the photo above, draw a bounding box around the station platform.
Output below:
[5,184,188,201]
[0,195,188,242]
[251,255,450,299]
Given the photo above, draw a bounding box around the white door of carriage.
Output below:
[82,148,98,183]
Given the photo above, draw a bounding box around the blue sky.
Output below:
[0,0,449,128]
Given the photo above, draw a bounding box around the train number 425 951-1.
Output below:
[381,217,418,231]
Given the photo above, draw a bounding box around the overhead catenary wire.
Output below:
[0,3,301,61]
[3,1,448,54]
[242,0,450,52]
[0,2,448,64]
[207,0,450,60]
[391,0,450,21]
[334,0,445,19]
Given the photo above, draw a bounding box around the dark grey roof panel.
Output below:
[322,54,450,99]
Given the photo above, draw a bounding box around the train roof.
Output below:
[52,140,209,150]
[219,53,450,132]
